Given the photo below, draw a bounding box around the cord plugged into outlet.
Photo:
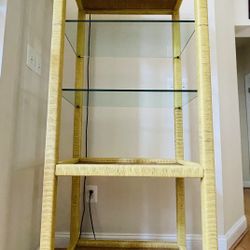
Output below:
[87,185,96,240]
[86,185,98,203]
[89,189,94,197]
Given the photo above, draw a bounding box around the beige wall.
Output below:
[0,0,52,249]
[234,0,250,37]
[211,0,244,233]
[234,0,250,26]
[0,0,7,74]
[236,40,250,185]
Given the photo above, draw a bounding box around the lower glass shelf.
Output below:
[62,88,197,108]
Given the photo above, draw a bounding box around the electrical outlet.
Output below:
[86,185,98,203]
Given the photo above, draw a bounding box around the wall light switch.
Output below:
[26,45,35,71]
[36,53,42,75]
[26,44,42,76]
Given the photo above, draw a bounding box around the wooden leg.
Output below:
[39,0,66,249]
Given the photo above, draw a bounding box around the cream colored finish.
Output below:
[195,0,218,249]
[39,0,66,249]
[173,10,186,250]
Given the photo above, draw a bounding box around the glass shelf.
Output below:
[62,88,197,108]
[65,19,195,59]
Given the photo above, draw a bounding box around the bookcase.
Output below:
[39,1,218,249]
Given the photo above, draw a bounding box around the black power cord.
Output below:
[78,14,96,242]
[79,176,87,239]
[84,14,92,158]
[88,190,96,240]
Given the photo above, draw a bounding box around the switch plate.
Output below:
[36,52,42,75]
[26,45,41,75]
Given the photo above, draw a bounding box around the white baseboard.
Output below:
[243,181,250,188]
[222,215,247,249]
[55,215,247,250]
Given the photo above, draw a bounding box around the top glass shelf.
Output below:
[65,19,195,59]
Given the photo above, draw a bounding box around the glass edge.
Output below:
[65,19,195,23]
[62,88,198,93]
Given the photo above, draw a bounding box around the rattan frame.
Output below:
[173,10,186,249]
[40,0,66,249]
[39,0,218,249]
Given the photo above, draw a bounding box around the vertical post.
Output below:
[173,11,186,250]
[40,0,66,249]
[194,0,218,249]
[68,11,86,250]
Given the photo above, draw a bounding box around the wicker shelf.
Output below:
[79,0,182,13]
[65,19,195,59]
[56,158,203,177]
